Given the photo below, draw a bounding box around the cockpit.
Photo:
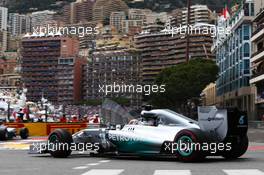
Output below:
[127,109,198,127]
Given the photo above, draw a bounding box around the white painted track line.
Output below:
[86,163,100,166]
[223,169,264,175]
[154,170,191,175]
[81,169,124,175]
[72,166,89,170]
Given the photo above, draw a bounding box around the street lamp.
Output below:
[186,0,191,63]
[44,105,48,123]
[7,101,10,122]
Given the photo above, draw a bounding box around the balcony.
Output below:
[250,69,264,84]
[251,47,264,63]
[251,24,264,42]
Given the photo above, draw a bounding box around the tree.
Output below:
[149,59,218,110]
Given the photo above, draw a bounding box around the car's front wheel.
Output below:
[48,129,73,158]
[222,135,248,159]
[174,129,206,162]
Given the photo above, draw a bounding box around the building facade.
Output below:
[213,0,256,120]
[135,29,214,84]
[31,10,55,28]
[250,7,264,120]
[93,0,129,22]
[110,11,126,33]
[0,52,21,91]
[8,13,31,36]
[122,19,144,34]
[63,0,96,24]
[170,5,215,27]
[201,83,216,106]
[0,6,7,30]
[0,29,7,52]
[128,9,152,24]
[21,35,85,104]
[83,46,141,107]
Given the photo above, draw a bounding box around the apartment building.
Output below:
[8,13,31,36]
[110,11,126,33]
[122,19,144,34]
[181,5,215,25]
[31,10,56,28]
[93,0,129,22]
[21,35,85,104]
[0,29,7,51]
[128,9,152,24]
[0,52,21,91]
[83,46,141,107]
[213,0,256,120]
[63,0,96,24]
[135,28,214,84]
[0,6,7,30]
[170,5,215,26]
[250,7,264,120]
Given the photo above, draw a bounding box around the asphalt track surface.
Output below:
[0,137,264,175]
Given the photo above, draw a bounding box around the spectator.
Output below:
[71,116,78,123]
[60,115,67,123]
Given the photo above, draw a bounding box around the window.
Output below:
[244,3,249,16]
[244,43,250,57]
[243,25,250,40]
[250,3,255,16]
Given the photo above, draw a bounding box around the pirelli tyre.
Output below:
[19,127,29,139]
[48,129,73,158]
[222,135,248,159]
[174,129,206,162]
[0,127,8,141]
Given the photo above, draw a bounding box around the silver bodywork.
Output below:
[30,107,237,155]
[71,108,228,154]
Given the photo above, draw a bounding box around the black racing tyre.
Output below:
[222,135,248,159]
[0,127,8,141]
[174,129,206,162]
[19,127,29,139]
[48,129,73,158]
[97,144,105,154]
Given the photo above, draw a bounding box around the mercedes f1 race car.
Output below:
[29,106,249,162]
[0,125,29,141]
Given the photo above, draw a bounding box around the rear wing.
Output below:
[198,106,248,142]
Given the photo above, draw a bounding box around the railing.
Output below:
[252,24,264,37]
[251,47,264,58]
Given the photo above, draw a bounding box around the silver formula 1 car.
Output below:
[29,106,249,162]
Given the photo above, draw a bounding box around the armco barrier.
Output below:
[4,122,92,136]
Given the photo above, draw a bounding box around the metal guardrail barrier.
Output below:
[248,121,264,129]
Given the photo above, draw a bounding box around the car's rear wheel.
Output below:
[48,129,73,158]
[222,135,248,159]
[174,129,206,162]
[20,127,29,139]
[0,127,8,141]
